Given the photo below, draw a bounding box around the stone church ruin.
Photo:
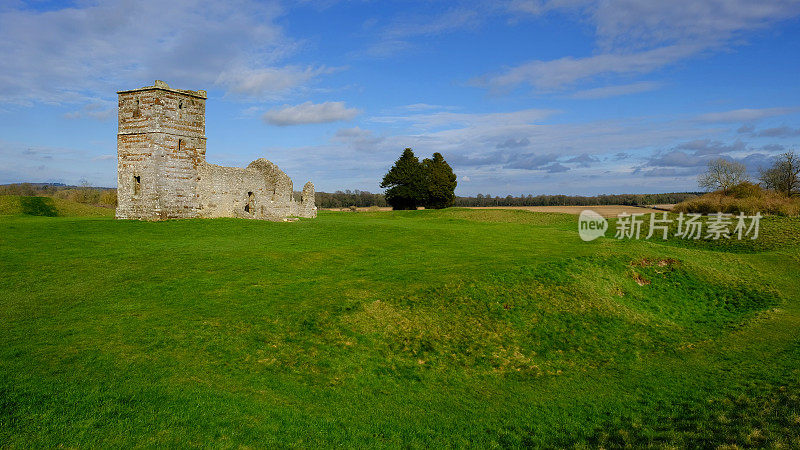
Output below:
[115,80,316,220]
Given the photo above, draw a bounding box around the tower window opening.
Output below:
[245,191,254,213]
[178,139,182,152]
[178,101,183,110]
[133,175,141,197]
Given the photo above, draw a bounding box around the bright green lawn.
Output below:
[1,207,799,447]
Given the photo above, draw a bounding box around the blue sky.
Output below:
[1,0,799,195]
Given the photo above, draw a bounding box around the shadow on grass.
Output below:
[20,197,58,217]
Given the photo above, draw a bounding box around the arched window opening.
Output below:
[133,175,141,197]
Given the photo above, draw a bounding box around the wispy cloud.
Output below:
[263,101,360,126]
[361,6,483,57]
[476,44,699,92]
[371,108,559,130]
[696,107,798,123]
[739,125,800,138]
[570,81,662,99]
[62,99,116,121]
[476,0,800,93]
[217,66,340,100]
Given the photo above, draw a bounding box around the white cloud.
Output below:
[696,107,798,123]
[262,101,361,126]
[0,139,115,186]
[589,0,800,51]
[570,81,662,99]
[62,99,116,121]
[361,7,482,57]
[478,0,800,92]
[403,103,455,111]
[477,44,699,91]
[371,108,559,130]
[332,127,385,152]
[0,0,327,105]
[216,66,337,99]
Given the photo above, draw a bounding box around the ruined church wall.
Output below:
[197,163,290,219]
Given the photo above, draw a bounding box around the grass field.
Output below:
[1,203,799,447]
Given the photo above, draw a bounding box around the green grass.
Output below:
[1,208,799,447]
[0,195,115,218]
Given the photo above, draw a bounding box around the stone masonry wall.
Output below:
[116,81,316,221]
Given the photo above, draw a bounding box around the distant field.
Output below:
[323,205,673,216]
[467,204,674,217]
[1,206,799,447]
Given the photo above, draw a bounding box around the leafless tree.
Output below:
[759,151,800,196]
[698,158,749,192]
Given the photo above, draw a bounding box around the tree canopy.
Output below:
[422,152,457,209]
[380,148,428,210]
[380,148,458,210]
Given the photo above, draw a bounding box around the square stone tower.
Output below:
[116,80,208,220]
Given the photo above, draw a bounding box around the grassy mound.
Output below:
[0,195,114,217]
[674,182,800,216]
[349,255,779,379]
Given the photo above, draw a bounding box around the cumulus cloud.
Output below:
[262,101,360,126]
[0,0,328,105]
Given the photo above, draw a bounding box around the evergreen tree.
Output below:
[422,152,457,209]
[380,148,427,210]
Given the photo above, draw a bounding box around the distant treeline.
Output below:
[453,192,701,207]
[0,183,117,206]
[315,190,389,208]
[1,183,699,209]
[314,190,699,208]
